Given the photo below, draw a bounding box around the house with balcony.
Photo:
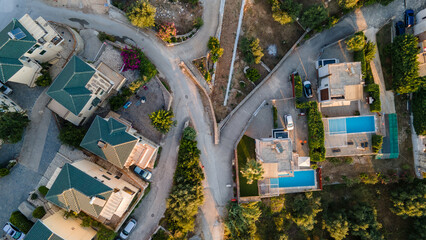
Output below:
[44,160,140,231]
[80,113,159,170]
[46,56,126,125]
[0,14,64,87]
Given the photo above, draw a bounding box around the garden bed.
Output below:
[193,56,213,84]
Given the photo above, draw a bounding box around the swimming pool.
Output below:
[270,170,316,188]
[329,116,375,135]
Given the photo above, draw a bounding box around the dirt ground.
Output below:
[112,0,202,34]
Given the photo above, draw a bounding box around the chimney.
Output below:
[97,140,106,148]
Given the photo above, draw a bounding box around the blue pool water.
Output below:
[329,116,375,135]
[270,170,316,188]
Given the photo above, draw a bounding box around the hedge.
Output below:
[365,83,381,112]
[9,211,33,233]
[372,134,383,153]
[32,206,46,219]
[354,50,366,78]
[294,74,303,98]
[412,88,426,135]
[38,186,49,196]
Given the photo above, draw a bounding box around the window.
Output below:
[27,44,40,54]
[39,50,46,55]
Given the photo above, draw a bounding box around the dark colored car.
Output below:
[395,21,405,36]
[405,9,414,27]
[303,81,313,98]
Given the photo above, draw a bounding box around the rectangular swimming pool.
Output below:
[270,170,316,188]
[329,116,375,135]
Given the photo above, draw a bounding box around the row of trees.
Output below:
[164,127,204,238]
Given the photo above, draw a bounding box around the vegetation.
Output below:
[354,50,367,77]
[300,102,326,162]
[237,135,259,197]
[31,193,38,200]
[346,32,366,51]
[193,17,203,29]
[327,157,353,165]
[165,132,204,238]
[287,192,322,231]
[392,34,421,94]
[240,159,264,184]
[32,206,46,219]
[149,109,175,133]
[324,210,350,240]
[9,211,33,233]
[127,0,156,28]
[36,63,52,86]
[152,229,172,240]
[182,126,196,141]
[0,111,30,143]
[109,87,132,111]
[58,122,87,148]
[348,203,384,240]
[270,0,302,25]
[364,41,377,62]
[412,88,426,135]
[390,179,426,218]
[0,168,10,177]
[372,134,384,153]
[207,37,224,63]
[240,37,264,64]
[272,106,278,129]
[224,202,261,240]
[410,217,426,240]
[366,83,381,112]
[38,186,49,196]
[157,23,177,43]
[300,5,328,30]
[98,31,116,42]
[294,74,303,98]
[245,68,260,82]
[96,226,117,240]
[339,0,359,9]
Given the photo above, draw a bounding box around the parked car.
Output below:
[284,115,294,131]
[0,82,13,95]
[3,223,25,240]
[315,58,339,69]
[123,101,132,109]
[119,218,137,239]
[303,81,313,98]
[405,9,414,27]
[395,21,405,35]
[133,166,152,181]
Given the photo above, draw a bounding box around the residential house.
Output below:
[80,113,159,170]
[414,8,426,77]
[46,56,126,125]
[45,161,139,229]
[25,211,97,240]
[0,92,22,112]
[0,14,64,87]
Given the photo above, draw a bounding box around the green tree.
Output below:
[348,203,384,240]
[127,0,156,28]
[240,159,264,184]
[300,5,328,29]
[372,134,383,153]
[412,87,426,135]
[338,0,359,9]
[270,0,302,25]
[240,37,264,64]
[409,217,426,240]
[59,122,87,148]
[9,211,33,233]
[346,32,366,51]
[224,202,261,240]
[208,37,224,63]
[182,126,197,141]
[32,206,46,219]
[149,109,175,133]
[245,68,260,82]
[364,41,377,62]
[324,210,350,240]
[35,63,52,86]
[392,34,422,94]
[0,112,30,143]
[390,180,426,218]
[286,192,322,231]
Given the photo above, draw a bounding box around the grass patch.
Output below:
[237,135,259,197]
[376,22,392,90]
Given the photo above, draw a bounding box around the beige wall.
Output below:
[8,63,40,87]
[42,211,97,240]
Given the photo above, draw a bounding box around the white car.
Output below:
[119,218,137,239]
[285,115,294,131]
[3,223,25,240]
[316,58,339,69]
[0,82,13,95]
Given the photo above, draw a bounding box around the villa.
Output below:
[0,14,64,87]
[80,113,159,170]
[414,8,426,77]
[46,56,126,125]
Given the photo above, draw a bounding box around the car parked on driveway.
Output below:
[0,82,13,95]
[405,9,414,27]
[303,81,313,98]
[119,218,137,239]
[395,21,405,36]
[3,222,25,240]
[133,166,152,181]
[284,115,294,131]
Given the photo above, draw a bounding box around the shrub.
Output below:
[208,37,224,63]
[0,112,30,143]
[245,68,260,82]
[346,32,366,51]
[390,180,426,218]
[98,32,116,42]
[273,106,278,128]
[412,88,426,135]
[152,229,172,240]
[354,50,366,77]
[121,47,141,71]
[0,168,10,177]
[36,63,52,86]
[364,41,377,62]
[59,122,87,148]
[327,157,341,166]
[182,127,196,141]
[38,186,49,196]
[149,109,175,133]
[157,22,177,43]
[31,193,38,200]
[300,5,328,30]
[305,102,326,162]
[365,83,381,112]
[127,0,156,28]
[294,74,303,98]
[240,159,264,184]
[193,17,203,29]
[270,0,302,25]
[32,206,46,219]
[338,0,359,9]
[97,225,116,240]
[359,173,380,184]
[372,134,383,153]
[9,211,33,233]
[240,37,264,64]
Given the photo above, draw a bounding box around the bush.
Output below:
[32,206,46,219]
[0,168,10,177]
[149,109,175,133]
[412,88,426,135]
[294,74,303,98]
[240,37,264,64]
[182,127,196,141]
[193,17,203,29]
[305,102,326,162]
[364,41,376,62]
[346,32,366,51]
[359,173,380,184]
[98,32,116,42]
[390,179,426,218]
[354,50,366,77]
[372,134,383,153]
[365,83,381,112]
[31,193,38,200]
[338,0,359,9]
[152,229,172,240]
[96,225,116,240]
[392,34,421,94]
[9,211,33,233]
[245,68,260,82]
[270,0,302,25]
[36,63,52,86]
[0,112,30,143]
[59,122,87,148]
[127,0,156,28]
[38,186,49,196]
[207,37,224,63]
[300,5,328,30]
[273,106,278,128]
[157,23,177,43]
